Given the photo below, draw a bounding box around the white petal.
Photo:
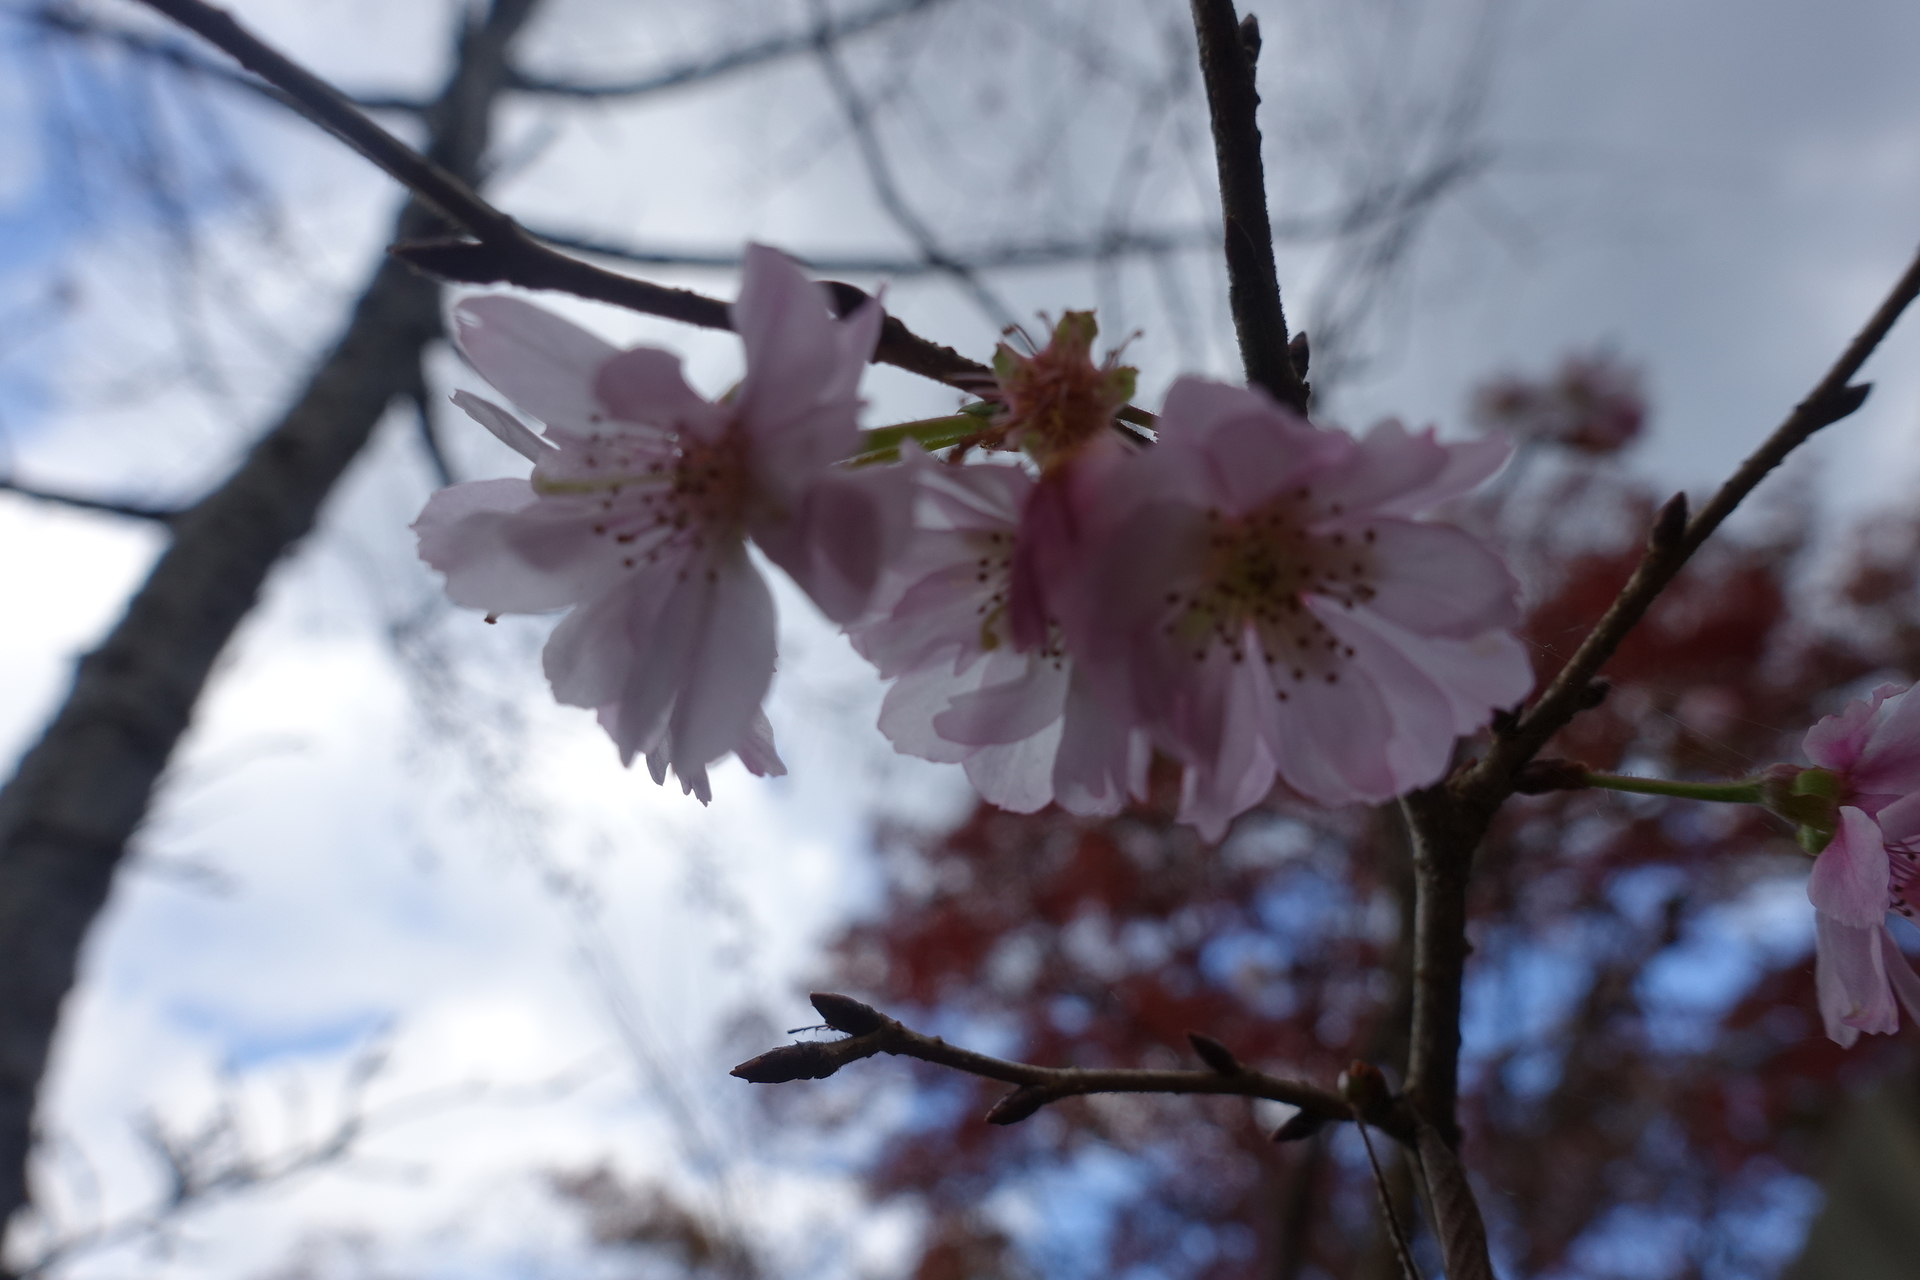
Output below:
[453,296,618,431]
[452,390,554,461]
[666,546,779,776]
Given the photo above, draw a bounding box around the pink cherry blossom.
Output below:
[1795,683,1920,1045]
[1076,377,1533,839]
[849,453,1148,815]
[413,244,912,800]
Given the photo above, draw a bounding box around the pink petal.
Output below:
[1341,519,1522,638]
[452,296,618,431]
[933,652,1070,747]
[1177,651,1283,836]
[877,662,977,764]
[1310,600,1461,794]
[1815,912,1897,1043]
[1324,600,1534,734]
[1847,685,1920,800]
[1052,673,1145,817]
[593,346,725,436]
[541,572,668,711]
[732,244,859,425]
[1807,806,1892,927]
[757,464,917,624]
[964,729,1065,814]
[414,479,602,613]
[1260,640,1400,805]
[665,548,779,775]
[451,391,553,461]
[1312,420,1510,517]
[733,709,788,779]
[1804,684,1901,773]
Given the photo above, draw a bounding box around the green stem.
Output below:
[1582,771,1763,805]
[852,412,984,463]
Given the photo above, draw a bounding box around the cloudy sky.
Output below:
[3,0,1920,1275]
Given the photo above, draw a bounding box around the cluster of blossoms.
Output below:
[415,245,1920,1047]
[414,246,1534,839]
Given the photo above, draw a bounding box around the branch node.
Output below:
[1808,381,1872,427]
[1186,1031,1241,1076]
[985,1085,1049,1125]
[1512,757,1593,795]
[809,991,885,1036]
[729,1042,846,1084]
[1577,679,1613,711]
[1236,12,1261,63]
[1648,491,1689,554]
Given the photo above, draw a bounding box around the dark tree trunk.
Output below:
[0,0,541,1245]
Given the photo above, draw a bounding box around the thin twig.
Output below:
[1393,236,1920,1279]
[126,0,994,397]
[731,994,1386,1137]
[1188,0,1308,412]
[0,477,178,523]
[506,0,943,99]
[1472,239,1920,795]
[805,0,1018,329]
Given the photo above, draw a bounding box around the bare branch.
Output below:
[0,477,179,523]
[804,0,1018,330]
[1472,245,1920,792]
[507,0,944,100]
[24,3,427,114]
[130,0,1020,401]
[1188,0,1308,412]
[525,224,1222,279]
[731,993,1382,1137]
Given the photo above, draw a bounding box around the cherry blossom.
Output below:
[850,457,1147,815]
[1077,378,1533,839]
[414,244,911,800]
[1778,683,1920,1044]
[848,313,1148,815]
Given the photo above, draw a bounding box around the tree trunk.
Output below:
[0,0,540,1243]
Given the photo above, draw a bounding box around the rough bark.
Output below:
[0,0,539,1245]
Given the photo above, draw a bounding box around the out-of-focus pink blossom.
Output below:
[413,244,912,800]
[1783,683,1920,1045]
[849,458,1147,815]
[1078,378,1533,839]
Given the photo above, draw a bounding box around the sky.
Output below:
[3,0,1920,1276]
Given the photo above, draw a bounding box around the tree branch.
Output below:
[1188,0,1308,412]
[524,224,1221,278]
[1391,236,1920,1280]
[731,994,1388,1138]
[0,0,544,1237]
[805,0,1018,330]
[128,0,1007,401]
[0,478,179,524]
[506,0,944,99]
